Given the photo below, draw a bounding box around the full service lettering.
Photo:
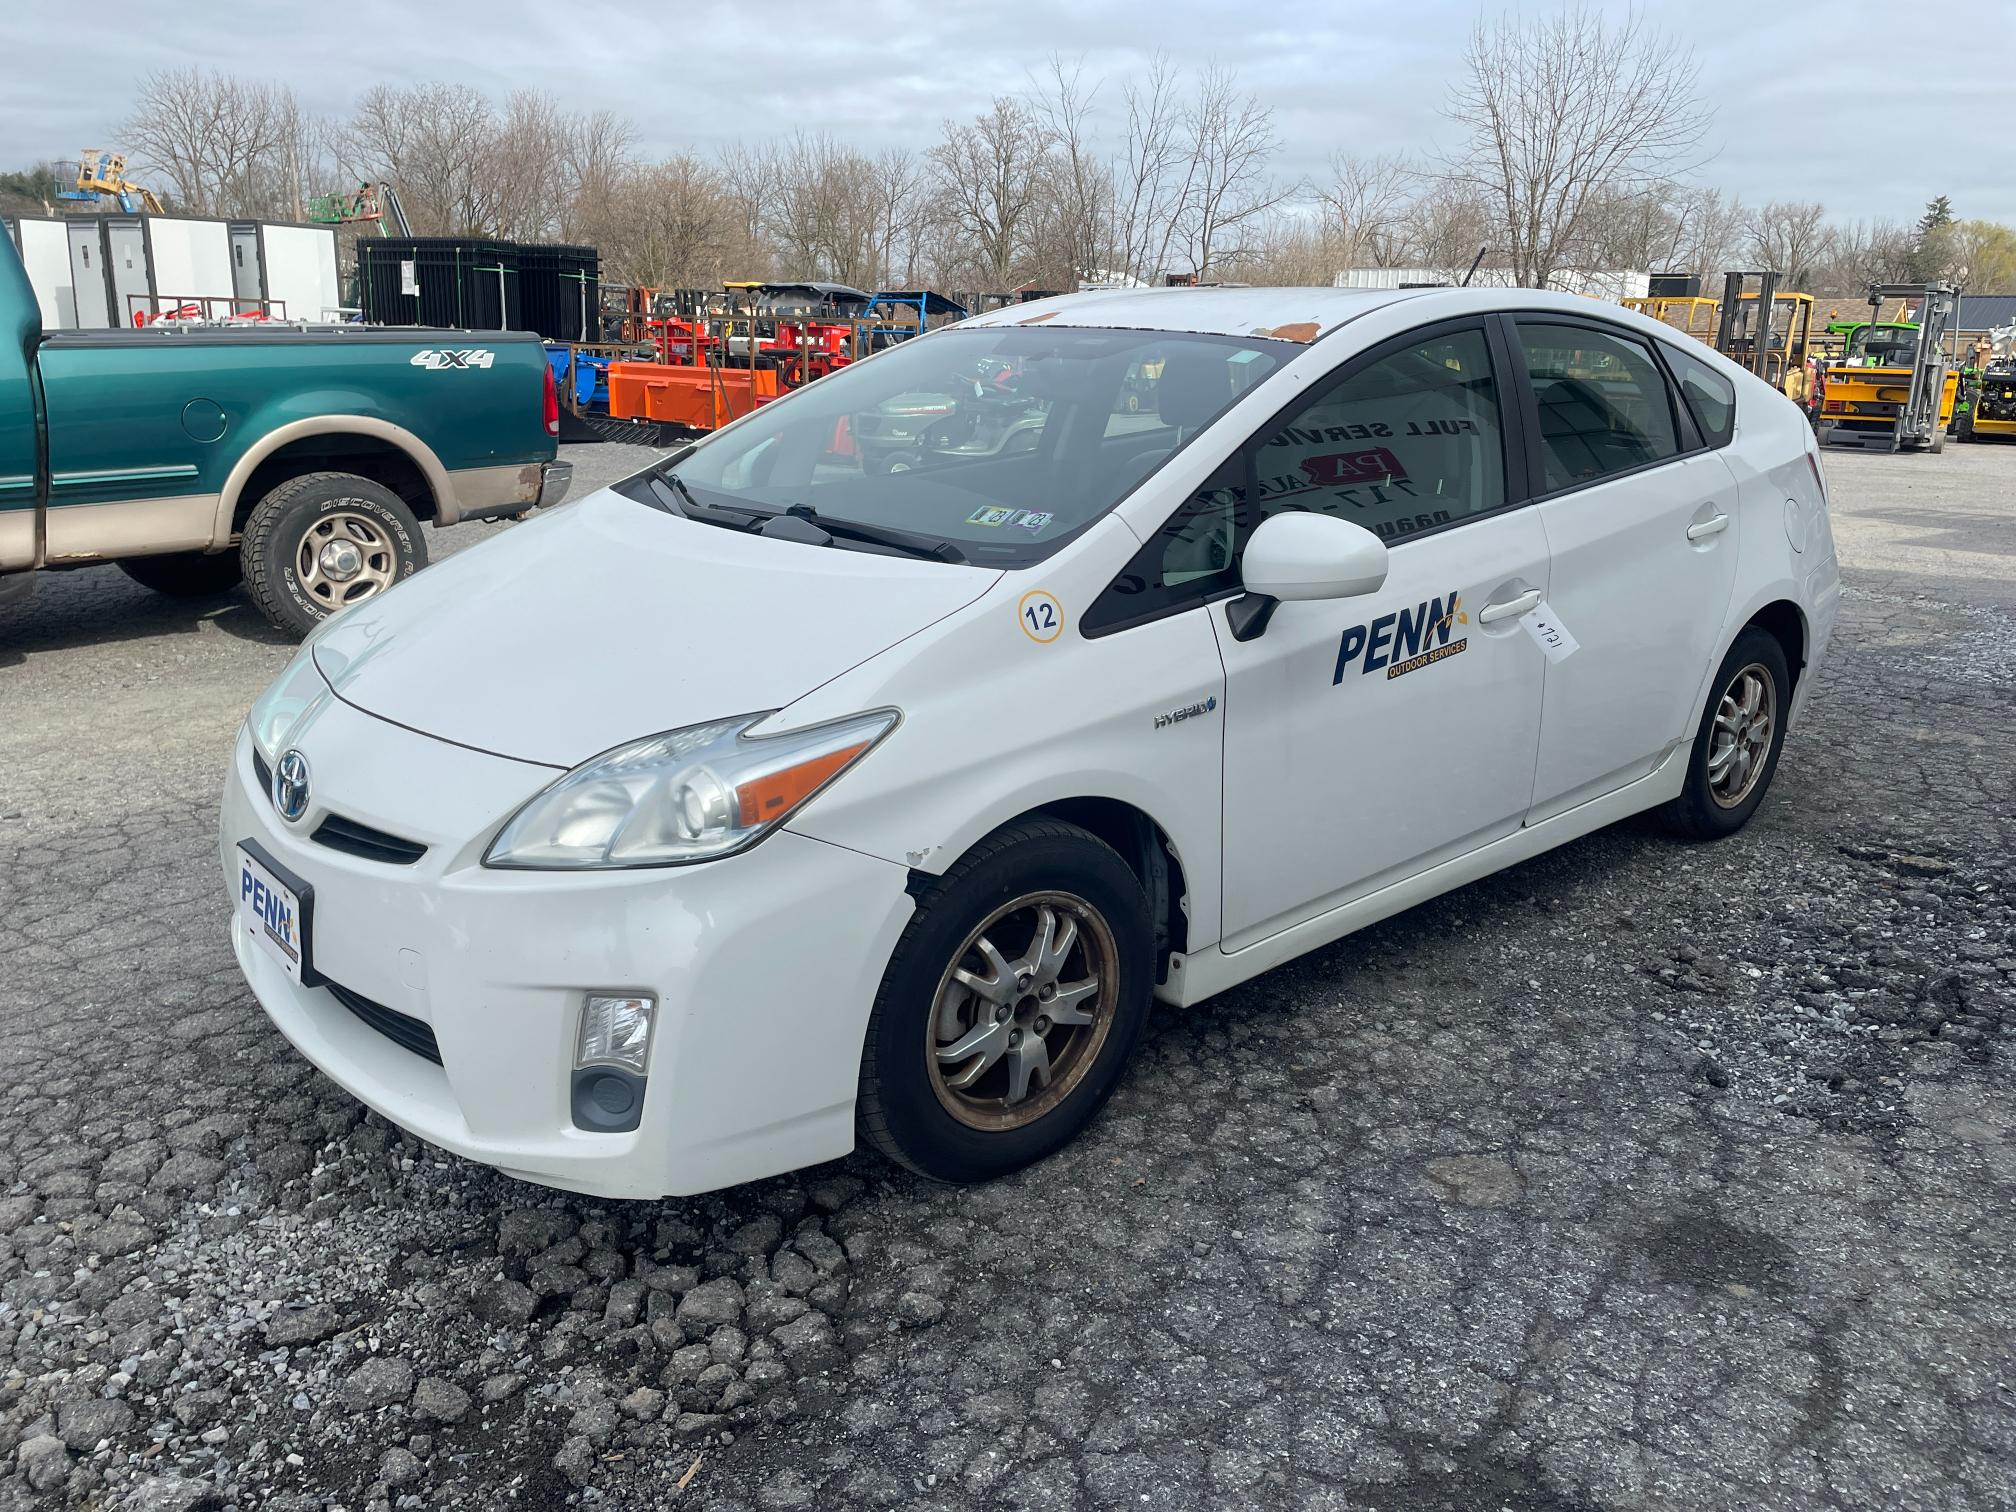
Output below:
[240,866,297,957]
[1334,590,1464,683]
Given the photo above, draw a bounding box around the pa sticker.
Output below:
[967,506,1016,527]
[1019,590,1064,644]
[1012,510,1054,533]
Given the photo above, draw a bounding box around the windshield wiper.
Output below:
[766,504,969,564]
[646,472,763,530]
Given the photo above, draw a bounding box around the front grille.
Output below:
[311,813,428,866]
[326,981,443,1065]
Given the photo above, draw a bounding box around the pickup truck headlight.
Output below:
[247,649,334,765]
[484,709,898,870]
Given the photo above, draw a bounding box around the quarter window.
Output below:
[1515,322,1681,490]
[1085,325,1509,633]
[1661,343,1737,448]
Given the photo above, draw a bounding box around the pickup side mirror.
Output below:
[1226,512,1389,641]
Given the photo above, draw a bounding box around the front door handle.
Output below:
[1478,588,1542,624]
[1686,512,1731,541]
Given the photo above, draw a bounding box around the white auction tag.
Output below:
[1519,600,1580,663]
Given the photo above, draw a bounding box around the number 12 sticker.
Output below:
[1019,590,1064,644]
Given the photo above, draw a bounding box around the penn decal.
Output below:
[1333,590,1465,682]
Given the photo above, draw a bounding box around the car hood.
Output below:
[311,487,1000,768]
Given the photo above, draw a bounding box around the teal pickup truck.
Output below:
[0,233,569,635]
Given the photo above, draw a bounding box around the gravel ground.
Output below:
[0,440,2011,1512]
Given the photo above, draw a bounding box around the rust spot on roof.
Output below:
[1261,321,1320,343]
[1018,310,1059,324]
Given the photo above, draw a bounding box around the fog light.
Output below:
[575,994,654,1075]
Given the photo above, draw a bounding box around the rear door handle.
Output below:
[1686,512,1731,541]
[1478,588,1542,624]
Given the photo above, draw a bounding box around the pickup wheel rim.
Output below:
[296,511,398,609]
[1708,662,1775,808]
[927,891,1118,1132]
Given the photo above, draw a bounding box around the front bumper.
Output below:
[220,703,913,1198]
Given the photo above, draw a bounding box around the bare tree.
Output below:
[1316,153,1415,268]
[1111,55,1190,284]
[124,67,320,217]
[1743,200,1827,284]
[1167,66,1292,278]
[929,97,1053,288]
[1024,58,1116,286]
[1811,219,1918,298]
[1946,218,2016,292]
[1444,6,1710,287]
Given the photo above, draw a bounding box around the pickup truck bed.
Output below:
[1,235,570,634]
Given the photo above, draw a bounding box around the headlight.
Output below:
[484,709,898,870]
[246,649,333,764]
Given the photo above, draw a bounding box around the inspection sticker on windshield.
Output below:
[967,506,1016,528]
[1019,590,1064,644]
[1519,600,1580,664]
[1012,510,1053,533]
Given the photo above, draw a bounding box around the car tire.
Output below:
[1659,626,1792,841]
[116,550,243,597]
[880,451,922,474]
[241,472,427,638]
[857,819,1154,1183]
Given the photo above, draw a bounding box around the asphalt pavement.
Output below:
[0,440,2010,1512]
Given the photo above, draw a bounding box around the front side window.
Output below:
[639,327,1286,567]
[1516,322,1681,491]
[1086,325,1509,633]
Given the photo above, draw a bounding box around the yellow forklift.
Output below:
[1624,273,1815,407]
[1813,283,1960,452]
[1713,272,1816,406]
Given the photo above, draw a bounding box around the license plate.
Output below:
[236,841,316,986]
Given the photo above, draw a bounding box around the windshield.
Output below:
[1849,328,1917,364]
[635,326,1289,566]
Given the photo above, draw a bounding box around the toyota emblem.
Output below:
[273,749,311,823]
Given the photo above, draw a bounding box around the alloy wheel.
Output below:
[926,891,1118,1131]
[1708,662,1776,808]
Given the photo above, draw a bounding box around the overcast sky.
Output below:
[4,0,2011,226]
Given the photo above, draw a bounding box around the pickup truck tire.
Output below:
[242,472,427,637]
[116,550,243,598]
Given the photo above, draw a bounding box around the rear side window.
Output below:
[1515,322,1681,491]
[1662,343,1737,448]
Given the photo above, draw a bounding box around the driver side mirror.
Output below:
[1226,512,1389,642]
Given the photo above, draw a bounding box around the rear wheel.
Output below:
[858,820,1153,1182]
[116,550,243,598]
[1659,626,1791,841]
[241,472,427,638]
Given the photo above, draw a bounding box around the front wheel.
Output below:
[117,550,243,598]
[857,820,1153,1182]
[240,472,427,638]
[1659,627,1792,841]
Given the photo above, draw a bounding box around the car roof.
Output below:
[957,285,1431,342]
[955,284,1699,350]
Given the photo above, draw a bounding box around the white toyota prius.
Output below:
[223,286,1840,1198]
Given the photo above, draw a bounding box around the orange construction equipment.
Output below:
[606,362,778,432]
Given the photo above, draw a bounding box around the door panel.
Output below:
[1215,511,1550,946]
[1511,314,1742,818]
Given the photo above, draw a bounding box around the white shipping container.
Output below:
[142,217,234,316]
[256,224,342,322]
[9,218,74,329]
[6,215,339,327]
[1334,267,1651,302]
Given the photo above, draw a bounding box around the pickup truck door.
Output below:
[1,237,41,570]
